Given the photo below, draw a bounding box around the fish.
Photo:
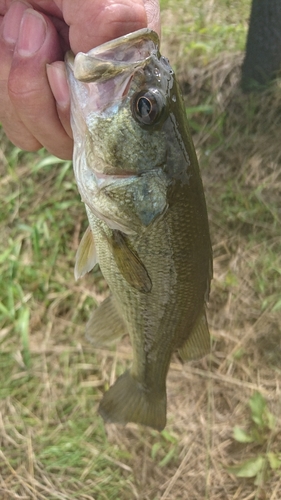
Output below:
[65,28,212,431]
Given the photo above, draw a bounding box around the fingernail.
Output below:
[47,63,70,109]
[17,9,46,56]
[2,1,29,45]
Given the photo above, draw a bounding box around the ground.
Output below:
[0,0,280,499]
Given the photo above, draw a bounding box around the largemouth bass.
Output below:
[65,28,212,431]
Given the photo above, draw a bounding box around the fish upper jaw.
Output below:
[71,28,160,84]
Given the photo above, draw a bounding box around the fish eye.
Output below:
[132,90,164,125]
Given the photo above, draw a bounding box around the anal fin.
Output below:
[178,309,210,361]
[86,295,127,347]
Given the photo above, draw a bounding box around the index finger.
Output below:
[0,1,62,17]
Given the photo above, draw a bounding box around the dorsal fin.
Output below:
[178,309,210,361]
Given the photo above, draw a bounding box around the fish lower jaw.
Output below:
[87,168,138,188]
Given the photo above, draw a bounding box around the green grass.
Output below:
[160,0,250,64]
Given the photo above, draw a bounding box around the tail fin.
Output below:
[98,371,166,431]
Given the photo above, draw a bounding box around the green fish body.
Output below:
[65,29,212,431]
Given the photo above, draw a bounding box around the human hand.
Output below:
[0,1,160,159]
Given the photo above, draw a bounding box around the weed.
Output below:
[227,392,281,486]
[151,429,179,467]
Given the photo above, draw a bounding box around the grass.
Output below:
[160,0,249,69]
[1,0,281,498]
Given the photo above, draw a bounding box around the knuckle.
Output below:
[8,78,41,102]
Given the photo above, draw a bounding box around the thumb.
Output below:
[59,0,149,53]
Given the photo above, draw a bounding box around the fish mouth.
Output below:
[66,28,160,84]
[65,29,160,116]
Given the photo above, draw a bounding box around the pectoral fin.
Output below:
[93,208,137,235]
[74,226,98,280]
[178,310,210,361]
[86,295,127,347]
[107,230,152,294]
